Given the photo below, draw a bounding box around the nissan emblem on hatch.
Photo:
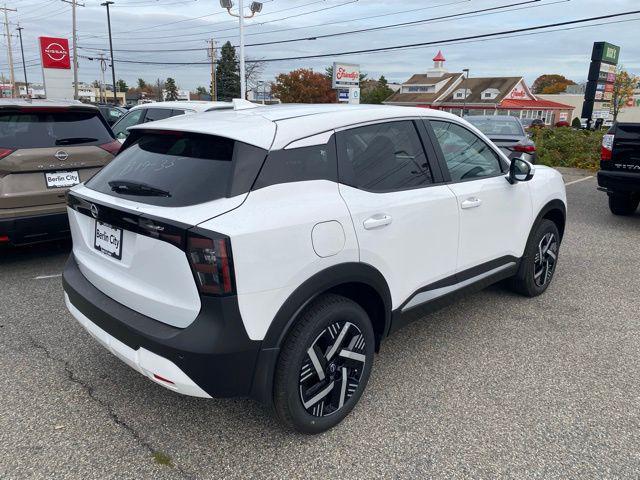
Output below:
[90,204,99,219]
[55,150,69,161]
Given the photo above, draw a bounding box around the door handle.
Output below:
[461,197,482,209]
[363,214,392,230]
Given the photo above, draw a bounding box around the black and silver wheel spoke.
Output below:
[299,321,366,417]
[533,232,558,287]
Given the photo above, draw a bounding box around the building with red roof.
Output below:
[385,51,575,125]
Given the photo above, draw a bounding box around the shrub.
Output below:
[571,117,582,129]
[531,127,603,171]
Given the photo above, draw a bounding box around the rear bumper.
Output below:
[597,170,640,194]
[62,255,262,398]
[0,211,70,245]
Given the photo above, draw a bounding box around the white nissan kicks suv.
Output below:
[62,104,567,433]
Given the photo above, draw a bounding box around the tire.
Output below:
[608,194,639,216]
[273,293,375,434]
[510,219,560,297]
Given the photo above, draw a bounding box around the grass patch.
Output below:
[152,451,174,467]
[531,127,604,171]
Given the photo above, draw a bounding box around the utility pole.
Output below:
[462,68,470,118]
[1,5,17,98]
[208,38,217,101]
[16,24,27,97]
[100,1,117,105]
[61,0,84,100]
[99,53,106,102]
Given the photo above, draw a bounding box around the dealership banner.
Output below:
[39,36,73,100]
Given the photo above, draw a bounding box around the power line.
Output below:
[78,10,640,66]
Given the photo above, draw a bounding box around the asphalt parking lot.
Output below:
[1,170,639,479]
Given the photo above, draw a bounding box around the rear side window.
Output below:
[337,121,433,192]
[0,110,113,149]
[253,136,337,190]
[144,108,173,123]
[86,131,266,207]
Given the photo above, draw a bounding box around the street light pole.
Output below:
[101,1,117,105]
[221,0,262,100]
[16,25,27,97]
[462,68,469,117]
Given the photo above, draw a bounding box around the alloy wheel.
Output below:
[533,232,558,287]
[298,321,366,417]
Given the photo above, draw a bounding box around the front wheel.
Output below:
[510,219,560,297]
[608,194,639,216]
[273,294,375,434]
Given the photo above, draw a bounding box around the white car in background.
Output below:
[111,100,235,142]
[62,104,567,433]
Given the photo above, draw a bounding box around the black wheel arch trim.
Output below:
[532,199,567,241]
[249,262,392,406]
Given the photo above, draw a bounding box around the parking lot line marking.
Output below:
[34,274,62,280]
[565,176,594,186]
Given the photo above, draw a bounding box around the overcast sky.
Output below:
[2,0,639,90]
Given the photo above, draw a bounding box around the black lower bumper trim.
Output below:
[597,170,640,194]
[0,212,70,245]
[62,255,261,398]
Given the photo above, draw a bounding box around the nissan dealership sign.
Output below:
[38,36,73,99]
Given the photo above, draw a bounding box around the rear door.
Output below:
[0,107,117,210]
[610,123,640,172]
[427,119,532,272]
[336,119,459,309]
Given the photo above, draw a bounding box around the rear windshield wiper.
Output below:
[55,137,98,146]
[108,180,171,197]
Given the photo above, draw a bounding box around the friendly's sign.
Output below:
[38,36,73,100]
[332,62,360,89]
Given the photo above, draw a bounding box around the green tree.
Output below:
[137,78,147,89]
[532,74,576,94]
[361,75,394,104]
[164,77,179,101]
[195,86,208,96]
[116,79,128,92]
[612,66,638,122]
[216,41,240,101]
[571,117,582,129]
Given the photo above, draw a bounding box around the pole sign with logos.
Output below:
[581,42,620,127]
[332,62,360,104]
[39,36,74,100]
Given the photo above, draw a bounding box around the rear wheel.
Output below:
[510,219,560,297]
[608,193,639,216]
[273,294,374,434]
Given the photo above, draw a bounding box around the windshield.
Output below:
[466,117,525,136]
[86,131,266,207]
[0,109,113,149]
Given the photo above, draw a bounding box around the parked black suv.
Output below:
[598,123,640,215]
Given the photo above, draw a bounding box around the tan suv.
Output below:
[0,99,120,245]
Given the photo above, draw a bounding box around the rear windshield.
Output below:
[86,131,266,207]
[466,117,524,136]
[0,109,113,149]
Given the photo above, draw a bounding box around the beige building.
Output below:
[539,91,640,123]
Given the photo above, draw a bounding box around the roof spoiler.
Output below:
[232,99,262,110]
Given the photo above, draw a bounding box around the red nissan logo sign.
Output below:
[39,37,71,69]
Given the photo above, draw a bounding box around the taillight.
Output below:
[99,140,121,156]
[187,233,235,296]
[601,134,614,161]
[513,144,536,153]
[0,148,13,160]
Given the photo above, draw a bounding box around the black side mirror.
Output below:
[507,157,534,184]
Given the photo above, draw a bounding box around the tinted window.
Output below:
[171,109,186,116]
[144,108,173,123]
[0,110,113,149]
[466,117,525,136]
[253,136,337,190]
[430,121,503,182]
[113,109,145,139]
[338,121,433,192]
[86,132,266,207]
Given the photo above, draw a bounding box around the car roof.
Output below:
[128,101,233,113]
[129,103,462,150]
[0,98,96,109]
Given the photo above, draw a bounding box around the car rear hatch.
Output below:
[67,127,270,328]
[0,106,119,210]
[604,123,640,172]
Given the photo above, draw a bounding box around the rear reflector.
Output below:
[513,144,536,153]
[153,374,175,385]
[601,134,614,161]
[99,140,121,156]
[0,148,13,160]
[0,235,9,243]
[187,233,235,296]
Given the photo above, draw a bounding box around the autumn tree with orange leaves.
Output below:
[271,69,336,104]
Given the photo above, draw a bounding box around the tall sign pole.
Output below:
[101,1,117,104]
[61,0,84,99]
[16,25,27,97]
[208,38,217,100]
[582,42,620,129]
[1,5,17,97]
